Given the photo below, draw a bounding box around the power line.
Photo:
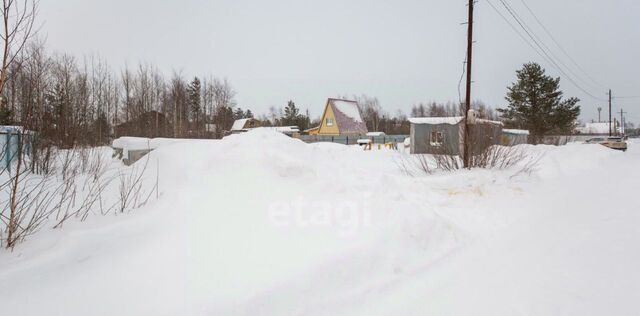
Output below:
[489,0,608,102]
[485,0,552,66]
[614,95,640,99]
[501,0,600,92]
[497,0,607,101]
[518,0,607,91]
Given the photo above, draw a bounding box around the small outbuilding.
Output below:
[227,118,300,137]
[409,116,502,155]
[500,129,530,145]
[1,126,33,171]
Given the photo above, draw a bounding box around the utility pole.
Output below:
[597,107,602,122]
[463,0,474,168]
[608,89,612,137]
[619,109,626,135]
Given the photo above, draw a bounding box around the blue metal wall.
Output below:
[1,127,32,171]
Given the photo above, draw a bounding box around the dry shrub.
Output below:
[397,143,541,176]
[1,136,158,249]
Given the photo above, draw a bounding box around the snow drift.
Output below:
[1,130,639,315]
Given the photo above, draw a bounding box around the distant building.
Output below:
[228,118,300,136]
[409,116,502,155]
[577,122,622,135]
[305,98,368,136]
[230,118,262,132]
[500,129,529,146]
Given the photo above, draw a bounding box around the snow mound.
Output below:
[2,131,639,315]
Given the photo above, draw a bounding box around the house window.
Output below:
[326,117,334,126]
[430,131,444,146]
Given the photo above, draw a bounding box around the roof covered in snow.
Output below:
[231,119,251,131]
[112,137,182,151]
[408,117,464,125]
[0,125,33,134]
[328,99,368,134]
[475,118,504,126]
[408,117,504,126]
[503,129,530,135]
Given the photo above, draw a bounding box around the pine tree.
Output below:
[245,109,254,118]
[187,77,202,133]
[498,63,580,143]
[282,100,299,126]
[233,107,245,120]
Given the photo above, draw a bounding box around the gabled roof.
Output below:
[327,98,368,134]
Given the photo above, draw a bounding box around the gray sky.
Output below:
[40,0,640,123]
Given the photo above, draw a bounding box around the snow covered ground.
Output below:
[1,130,639,315]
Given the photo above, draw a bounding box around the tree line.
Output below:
[3,37,507,147]
[0,40,245,147]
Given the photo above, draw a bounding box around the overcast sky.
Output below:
[40,0,640,123]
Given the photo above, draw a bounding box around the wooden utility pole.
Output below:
[619,109,626,135]
[463,0,474,168]
[608,89,612,137]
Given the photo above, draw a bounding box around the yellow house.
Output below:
[306,98,368,136]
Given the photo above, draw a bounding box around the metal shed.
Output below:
[1,126,33,171]
[409,117,502,155]
[500,129,530,146]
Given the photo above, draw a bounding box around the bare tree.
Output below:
[211,77,236,135]
[0,0,39,107]
[354,94,382,132]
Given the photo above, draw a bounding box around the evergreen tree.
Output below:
[233,107,245,120]
[0,101,13,125]
[213,105,235,137]
[282,100,299,126]
[245,109,254,119]
[498,62,580,143]
[187,77,202,132]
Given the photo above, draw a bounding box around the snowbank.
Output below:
[111,137,185,150]
[1,130,639,315]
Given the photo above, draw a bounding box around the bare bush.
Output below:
[397,140,541,176]
[1,136,158,249]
